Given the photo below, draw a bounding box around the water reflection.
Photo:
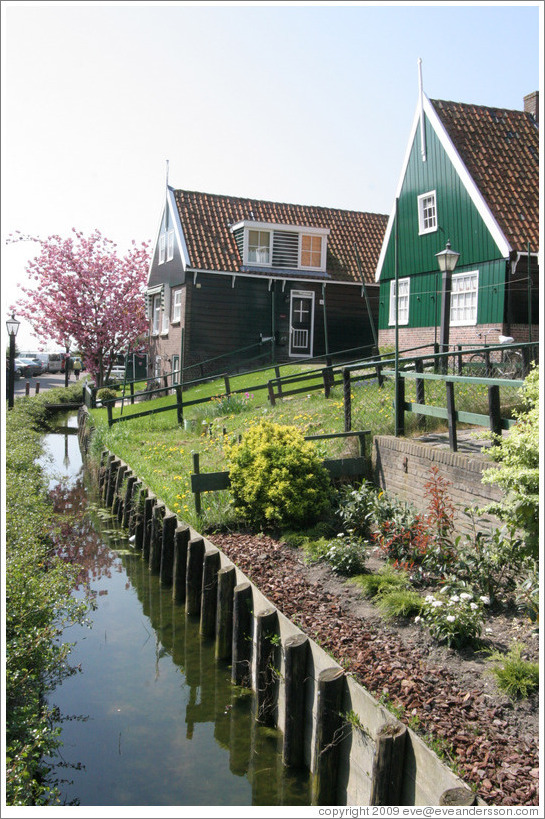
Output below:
[45,422,311,807]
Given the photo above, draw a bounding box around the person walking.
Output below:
[73,358,82,380]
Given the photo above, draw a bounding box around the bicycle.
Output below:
[467,329,524,379]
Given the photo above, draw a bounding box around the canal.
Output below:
[43,415,312,808]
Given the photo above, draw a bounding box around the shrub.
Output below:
[227,420,332,529]
[417,588,485,648]
[337,481,378,539]
[323,533,368,575]
[97,387,118,403]
[481,366,539,558]
[487,644,539,699]
[209,392,254,417]
[375,588,424,620]
[455,520,525,604]
[351,564,410,598]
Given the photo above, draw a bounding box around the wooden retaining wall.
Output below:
[82,409,481,807]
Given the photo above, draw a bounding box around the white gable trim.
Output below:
[147,187,191,284]
[375,94,511,282]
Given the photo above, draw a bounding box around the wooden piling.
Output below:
[159,513,177,586]
[282,634,309,768]
[172,526,190,604]
[112,463,128,513]
[128,480,142,536]
[122,475,137,529]
[133,487,147,551]
[369,722,407,806]
[186,537,205,616]
[105,458,120,507]
[255,608,280,727]
[215,565,236,661]
[200,549,221,638]
[142,495,156,562]
[149,503,165,574]
[312,667,345,806]
[232,581,253,687]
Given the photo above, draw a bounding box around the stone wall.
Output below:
[373,434,503,537]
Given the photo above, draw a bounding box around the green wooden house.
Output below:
[376,90,539,352]
[146,187,387,380]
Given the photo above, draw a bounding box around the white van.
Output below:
[47,353,63,373]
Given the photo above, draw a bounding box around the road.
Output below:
[12,370,87,398]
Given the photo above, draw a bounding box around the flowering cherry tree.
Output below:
[9,229,150,387]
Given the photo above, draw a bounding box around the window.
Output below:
[167,229,174,261]
[172,289,182,323]
[248,230,271,264]
[301,234,322,268]
[450,271,479,326]
[172,355,180,385]
[152,294,161,335]
[389,278,410,325]
[418,191,437,234]
[159,234,166,264]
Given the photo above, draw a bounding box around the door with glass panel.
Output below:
[289,290,314,357]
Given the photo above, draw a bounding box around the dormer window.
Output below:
[248,230,271,264]
[232,221,329,272]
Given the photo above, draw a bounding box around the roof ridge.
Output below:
[430,97,531,117]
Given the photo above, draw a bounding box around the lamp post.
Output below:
[6,313,20,409]
[435,240,460,372]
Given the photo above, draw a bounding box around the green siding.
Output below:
[379,113,508,330]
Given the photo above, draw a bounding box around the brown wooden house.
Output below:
[146,188,387,380]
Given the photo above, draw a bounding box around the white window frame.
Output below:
[172,288,182,323]
[172,355,180,385]
[159,234,166,264]
[167,229,174,261]
[418,190,437,235]
[389,278,410,326]
[152,294,161,335]
[247,229,271,265]
[299,233,325,270]
[450,270,479,326]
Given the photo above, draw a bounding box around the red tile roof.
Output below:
[431,99,539,253]
[173,189,388,284]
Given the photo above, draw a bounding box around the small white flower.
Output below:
[460,592,472,601]
[425,594,435,603]
[414,616,421,623]
[480,595,491,605]
[432,600,443,608]
[450,595,460,603]
[470,603,478,610]
[446,615,456,623]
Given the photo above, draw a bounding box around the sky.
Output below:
[1,0,542,351]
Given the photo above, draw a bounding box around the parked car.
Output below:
[20,352,50,373]
[16,357,44,377]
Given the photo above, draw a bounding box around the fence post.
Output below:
[130,381,135,405]
[343,368,351,432]
[107,402,113,427]
[415,359,426,430]
[488,385,502,438]
[267,380,276,406]
[456,345,463,376]
[224,374,231,395]
[192,451,201,516]
[149,503,165,574]
[175,385,184,425]
[395,376,405,437]
[446,381,458,452]
[159,513,177,586]
[274,366,283,398]
[322,367,331,398]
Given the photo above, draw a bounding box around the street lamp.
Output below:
[6,313,20,409]
[435,240,460,370]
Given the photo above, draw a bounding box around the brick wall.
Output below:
[379,323,538,351]
[373,435,503,537]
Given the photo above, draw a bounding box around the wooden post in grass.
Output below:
[446,381,457,452]
[172,525,190,604]
[186,537,205,616]
[343,368,351,432]
[159,513,177,586]
[216,565,236,660]
[200,549,221,638]
[488,384,502,438]
[192,452,201,516]
[175,384,183,425]
[415,359,426,430]
[255,608,280,727]
[283,634,309,768]
[369,723,407,806]
[312,667,345,805]
[232,582,253,687]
